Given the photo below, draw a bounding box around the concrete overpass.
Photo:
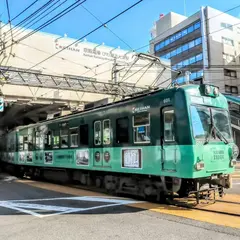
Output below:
[0,65,152,130]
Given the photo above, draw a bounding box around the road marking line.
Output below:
[0,202,42,217]
[0,196,141,218]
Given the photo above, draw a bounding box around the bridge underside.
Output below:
[0,102,69,130]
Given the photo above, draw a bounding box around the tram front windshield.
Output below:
[190,105,232,142]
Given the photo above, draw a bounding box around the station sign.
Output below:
[0,97,4,112]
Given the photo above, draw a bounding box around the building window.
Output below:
[133,112,150,143]
[194,21,201,30]
[195,53,203,62]
[224,69,237,78]
[165,38,170,45]
[116,117,129,144]
[237,27,240,34]
[163,109,175,142]
[222,37,234,46]
[182,29,187,36]
[189,56,196,64]
[225,85,238,94]
[188,40,195,49]
[176,47,181,55]
[232,86,238,94]
[195,37,202,46]
[173,53,203,70]
[154,21,201,52]
[175,31,181,40]
[70,128,78,147]
[221,22,233,31]
[225,85,231,93]
[94,121,101,145]
[159,37,202,60]
[223,53,235,62]
[182,43,188,52]
[188,25,194,33]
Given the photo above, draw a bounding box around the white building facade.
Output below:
[0,24,171,104]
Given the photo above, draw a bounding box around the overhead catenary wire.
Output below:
[3,0,86,46]
[0,0,13,66]
[136,3,240,53]
[3,0,145,103]
[4,0,65,42]
[3,1,239,93]
[3,0,55,37]
[13,0,144,72]
[0,0,40,31]
[80,4,133,50]
[79,4,240,80]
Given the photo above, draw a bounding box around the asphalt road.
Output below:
[0,174,239,240]
[226,178,240,194]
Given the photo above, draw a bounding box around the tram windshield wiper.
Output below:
[214,125,229,144]
[204,124,214,145]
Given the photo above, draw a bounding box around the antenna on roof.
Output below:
[184,0,187,16]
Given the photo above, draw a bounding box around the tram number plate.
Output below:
[122,149,142,169]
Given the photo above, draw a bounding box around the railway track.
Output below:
[19,175,240,218]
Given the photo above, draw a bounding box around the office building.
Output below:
[150,6,240,94]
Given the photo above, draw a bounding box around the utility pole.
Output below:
[112,58,118,84]
[0,16,7,65]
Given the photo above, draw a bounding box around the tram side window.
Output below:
[53,130,59,148]
[80,124,89,146]
[94,121,101,145]
[70,128,78,147]
[163,109,175,142]
[103,119,111,145]
[116,117,129,144]
[45,131,52,148]
[23,136,28,151]
[28,133,33,151]
[35,131,40,149]
[133,112,150,143]
[61,128,69,148]
[19,136,23,151]
[35,131,44,150]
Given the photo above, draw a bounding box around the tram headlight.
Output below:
[232,144,239,159]
[205,85,211,95]
[230,159,237,167]
[229,144,239,167]
[195,161,205,171]
[213,87,219,96]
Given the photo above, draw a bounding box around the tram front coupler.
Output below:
[209,174,232,189]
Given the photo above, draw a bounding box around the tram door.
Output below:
[161,107,177,171]
[93,119,112,167]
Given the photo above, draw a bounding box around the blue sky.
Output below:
[1,0,240,52]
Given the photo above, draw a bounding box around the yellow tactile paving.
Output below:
[219,194,240,203]
[18,179,240,229]
[16,179,108,197]
[194,202,240,216]
[129,202,240,229]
